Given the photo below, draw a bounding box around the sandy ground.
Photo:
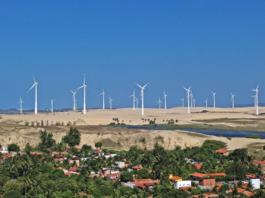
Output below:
[1,107,265,126]
[1,107,265,151]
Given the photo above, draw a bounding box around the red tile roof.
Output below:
[253,160,265,165]
[69,167,78,172]
[94,150,104,154]
[194,163,203,170]
[132,165,142,170]
[216,149,229,154]
[191,172,226,178]
[246,174,256,178]
[30,152,42,155]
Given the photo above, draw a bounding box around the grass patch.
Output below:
[246,135,262,139]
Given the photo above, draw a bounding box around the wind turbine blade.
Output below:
[183,87,188,91]
[27,84,35,93]
[77,85,84,90]
[143,83,149,89]
[32,73,36,83]
[135,83,142,88]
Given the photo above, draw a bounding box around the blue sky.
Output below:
[0,1,265,109]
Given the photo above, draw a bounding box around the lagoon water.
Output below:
[111,125,265,139]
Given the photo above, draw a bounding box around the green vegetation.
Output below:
[246,135,262,139]
[62,127,81,147]
[1,127,264,197]
[7,144,20,152]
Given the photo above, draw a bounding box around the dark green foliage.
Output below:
[95,142,103,149]
[81,144,92,153]
[8,144,20,152]
[246,135,262,139]
[139,137,146,143]
[63,127,81,147]
[167,119,174,124]
[49,169,67,180]
[149,120,155,125]
[24,143,34,154]
[202,140,226,150]
[109,122,115,125]
[36,130,56,152]
[3,190,21,198]
[120,171,133,182]
[137,168,150,179]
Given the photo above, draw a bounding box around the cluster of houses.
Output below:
[1,147,265,197]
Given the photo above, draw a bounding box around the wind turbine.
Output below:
[77,74,87,115]
[136,83,149,116]
[252,84,259,115]
[157,97,162,109]
[212,92,217,108]
[135,97,139,108]
[163,91,167,109]
[27,74,38,115]
[109,97,114,109]
[251,95,256,107]
[70,90,78,111]
[100,87,105,110]
[129,90,136,111]
[193,98,196,107]
[180,98,184,107]
[18,96,24,114]
[231,93,236,108]
[51,99,55,113]
[205,99,208,107]
[190,90,193,108]
[183,86,192,114]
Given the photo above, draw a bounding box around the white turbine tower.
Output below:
[183,86,192,114]
[163,91,167,109]
[18,96,24,114]
[231,93,235,108]
[205,99,208,107]
[109,97,114,109]
[193,98,196,107]
[157,97,162,109]
[180,98,184,107]
[212,92,217,108]
[251,95,256,107]
[135,97,139,108]
[77,74,87,115]
[51,99,55,113]
[136,83,149,116]
[252,84,259,115]
[100,87,105,110]
[190,90,193,108]
[129,90,136,111]
[70,90,78,111]
[27,74,38,115]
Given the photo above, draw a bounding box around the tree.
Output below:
[63,127,81,147]
[120,171,133,182]
[137,168,150,179]
[36,130,56,151]
[95,142,103,149]
[3,190,21,198]
[8,144,19,152]
[48,169,67,180]
[202,140,226,150]
[24,143,34,154]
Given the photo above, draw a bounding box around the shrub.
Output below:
[149,120,155,125]
[25,122,29,126]
[109,123,115,126]
[8,144,20,152]
[246,135,262,139]
[202,140,226,150]
[168,119,174,125]
[63,127,81,147]
[95,142,103,149]
[139,137,146,144]
[3,190,21,198]
[155,135,164,142]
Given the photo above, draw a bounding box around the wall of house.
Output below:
[174,180,192,189]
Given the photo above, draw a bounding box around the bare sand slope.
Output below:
[0,124,264,151]
[1,107,265,127]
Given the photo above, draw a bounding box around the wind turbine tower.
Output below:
[136,83,149,116]
[205,99,208,107]
[183,86,192,114]
[77,74,87,115]
[27,74,38,115]
[135,97,139,108]
[212,92,217,108]
[252,84,259,115]
[70,90,78,111]
[180,98,184,107]
[130,90,136,111]
[51,99,55,113]
[231,93,236,108]
[100,87,105,110]
[109,97,114,109]
[18,96,24,114]
[157,97,162,109]
[163,91,167,109]
[190,91,193,108]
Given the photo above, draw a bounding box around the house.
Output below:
[192,193,219,198]
[132,165,143,170]
[123,179,160,190]
[105,172,121,181]
[199,179,216,189]
[245,178,260,189]
[190,172,226,180]
[105,153,117,159]
[194,163,203,170]
[51,151,68,157]
[115,161,125,168]
[92,150,104,157]
[99,168,111,177]
[229,188,254,197]
[174,180,192,189]
[215,149,229,156]
[169,174,182,184]
[30,152,42,155]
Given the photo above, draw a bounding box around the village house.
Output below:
[215,149,229,156]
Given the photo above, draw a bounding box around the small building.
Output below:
[215,149,229,156]
[199,179,216,189]
[174,180,192,189]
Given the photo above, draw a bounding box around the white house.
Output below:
[174,180,192,189]
[115,162,125,168]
